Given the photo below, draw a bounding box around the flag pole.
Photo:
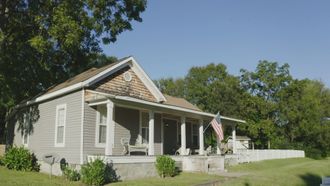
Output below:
[203,122,211,133]
[203,112,220,133]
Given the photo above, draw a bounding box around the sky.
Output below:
[102,0,330,87]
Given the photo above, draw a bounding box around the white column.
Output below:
[181,116,186,155]
[216,137,221,154]
[105,100,114,156]
[148,110,155,155]
[199,119,204,155]
[232,125,237,154]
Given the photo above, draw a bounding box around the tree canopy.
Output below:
[0,0,147,142]
[156,61,330,158]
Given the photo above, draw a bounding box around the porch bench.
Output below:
[121,138,148,155]
[129,145,148,155]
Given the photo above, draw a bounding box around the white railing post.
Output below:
[148,110,155,155]
[181,116,186,155]
[105,100,114,156]
[199,119,204,155]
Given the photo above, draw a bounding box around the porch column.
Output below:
[181,116,186,155]
[105,100,115,156]
[199,119,204,155]
[232,124,237,154]
[148,110,155,155]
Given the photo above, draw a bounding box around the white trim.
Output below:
[84,59,131,86]
[33,57,130,103]
[138,111,142,145]
[139,111,149,145]
[161,114,164,155]
[87,90,246,123]
[22,132,29,147]
[95,105,107,148]
[36,83,84,102]
[148,110,155,155]
[22,113,30,147]
[129,58,166,102]
[80,90,85,164]
[32,56,166,104]
[54,104,67,147]
[114,95,246,123]
[105,100,115,155]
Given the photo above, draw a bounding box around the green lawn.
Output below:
[0,158,329,186]
[0,166,82,186]
[222,158,330,186]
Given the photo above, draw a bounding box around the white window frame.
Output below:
[22,113,29,147]
[54,104,67,147]
[139,111,149,145]
[191,123,199,147]
[22,132,29,147]
[95,105,107,148]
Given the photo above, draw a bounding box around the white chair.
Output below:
[175,147,191,155]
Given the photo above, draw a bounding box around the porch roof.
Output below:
[86,90,246,124]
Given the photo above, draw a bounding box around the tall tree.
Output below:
[239,61,292,148]
[0,0,147,142]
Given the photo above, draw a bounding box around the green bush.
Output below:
[0,156,4,166]
[81,159,110,186]
[3,146,40,171]
[63,166,80,181]
[155,155,176,178]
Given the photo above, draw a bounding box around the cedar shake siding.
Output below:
[91,66,157,102]
[11,91,83,164]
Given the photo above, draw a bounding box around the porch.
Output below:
[84,90,245,157]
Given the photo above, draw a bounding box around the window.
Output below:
[177,123,181,145]
[140,112,149,144]
[96,105,107,147]
[55,104,66,147]
[192,124,199,147]
[23,133,28,146]
[22,113,30,147]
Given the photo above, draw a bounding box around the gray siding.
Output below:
[83,105,163,158]
[113,106,140,155]
[12,91,83,164]
[82,101,104,161]
[154,113,162,155]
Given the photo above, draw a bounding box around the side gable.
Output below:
[35,56,166,103]
[91,66,157,102]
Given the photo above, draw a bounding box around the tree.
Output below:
[0,0,147,142]
[239,61,292,148]
[278,80,330,157]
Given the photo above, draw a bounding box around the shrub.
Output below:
[63,166,81,181]
[0,156,4,166]
[3,146,40,171]
[81,159,110,186]
[155,155,176,178]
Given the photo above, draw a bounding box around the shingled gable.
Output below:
[35,56,166,103]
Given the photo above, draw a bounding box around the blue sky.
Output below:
[102,1,330,87]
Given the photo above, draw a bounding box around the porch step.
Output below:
[208,168,225,174]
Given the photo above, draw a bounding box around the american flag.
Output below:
[210,113,224,141]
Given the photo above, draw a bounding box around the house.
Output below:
[7,56,245,179]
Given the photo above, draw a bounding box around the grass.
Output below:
[0,158,329,186]
[0,166,82,186]
[222,158,330,186]
[109,172,223,186]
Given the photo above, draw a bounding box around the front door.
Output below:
[163,119,178,155]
